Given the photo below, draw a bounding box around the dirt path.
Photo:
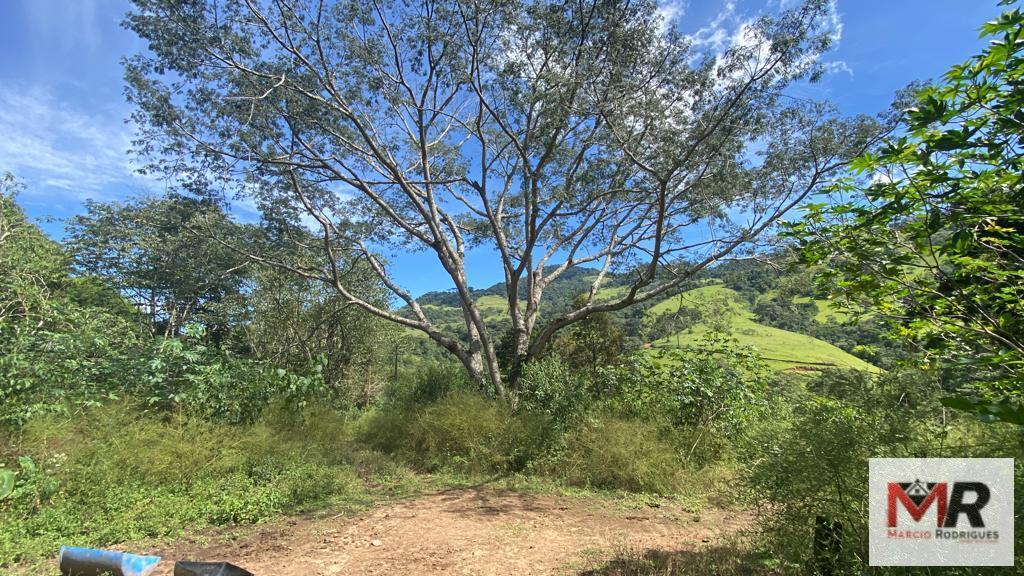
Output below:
[145,487,751,575]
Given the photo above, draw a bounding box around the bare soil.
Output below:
[143,487,751,575]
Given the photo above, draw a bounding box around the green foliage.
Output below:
[746,366,1024,574]
[358,349,771,493]
[753,296,818,334]
[395,361,476,405]
[713,258,787,302]
[0,174,69,327]
[0,177,151,424]
[222,247,397,405]
[790,5,1024,421]
[516,355,590,426]
[558,417,682,494]
[598,336,770,438]
[0,403,376,566]
[747,396,885,572]
[550,296,626,377]
[139,332,328,423]
[0,469,14,500]
[1,310,325,425]
[413,392,547,474]
[65,195,248,337]
[1,185,386,424]
[359,389,546,475]
[644,306,701,342]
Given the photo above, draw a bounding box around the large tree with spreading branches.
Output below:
[124,0,887,396]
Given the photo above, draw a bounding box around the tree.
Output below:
[791,5,1024,422]
[0,173,68,329]
[0,175,148,424]
[67,193,396,399]
[227,250,398,404]
[552,294,624,375]
[66,196,249,337]
[124,0,885,396]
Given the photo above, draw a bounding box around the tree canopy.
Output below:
[124,0,885,394]
[66,195,249,337]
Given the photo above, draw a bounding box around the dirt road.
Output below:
[146,487,750,575]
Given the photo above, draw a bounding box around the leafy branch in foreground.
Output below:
[790,4,1024,422]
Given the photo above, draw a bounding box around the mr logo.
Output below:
[869,458,1013,566]
[887,480,990,528]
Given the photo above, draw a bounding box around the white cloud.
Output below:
[656,2,685,35]
[825,0,844,44]
[869,171,894,185]
[770,0,803,9]
[822,60,853,77]
[0,85,153,199]
[685,1,738,54]
[685,0,847,85]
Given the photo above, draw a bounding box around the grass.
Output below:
[1,391,740,572]
[405,282,874,373]
[790,296,849,324]
[0,402,437,569]
[474,293,514,317]
[646,285,876,372]
[416,279,867,364]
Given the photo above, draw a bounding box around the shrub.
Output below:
[203,474,284,524]
[382,358,477,403]
[413,391,518,473]
[138,334,330,424]
[558,415,681,494]
[516,355,590,427]
[358,390,550,475]
[745,383,1024,574]
[357,403,419,458]
[596,335,769,464]
[745,397,883,572]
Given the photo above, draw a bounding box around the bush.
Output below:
[596,336,769,464]
[360,391,548,475]
[415,392,537,474]
[745,397,883,573]
[558,415,681,494]
[517,355,590,427]
[745,377,1024,575]
[384,360,475,406]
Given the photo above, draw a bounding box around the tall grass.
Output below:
[0,357,772,570]
[0,402,384,565]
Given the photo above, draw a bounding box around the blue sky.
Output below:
[0,0,1005,295]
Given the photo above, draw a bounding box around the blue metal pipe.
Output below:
[58,546,161,576]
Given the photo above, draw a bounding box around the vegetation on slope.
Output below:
[646,285,876,372]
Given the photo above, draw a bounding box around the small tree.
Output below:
[124,0,885,395]
[0,176,148,424]
[552,294,624,376]
[66,196,249,337]
[233,258,398,402]
[791,5,1024,422]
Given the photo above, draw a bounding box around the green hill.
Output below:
[400,260,881,374]
[644,284,876,372]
